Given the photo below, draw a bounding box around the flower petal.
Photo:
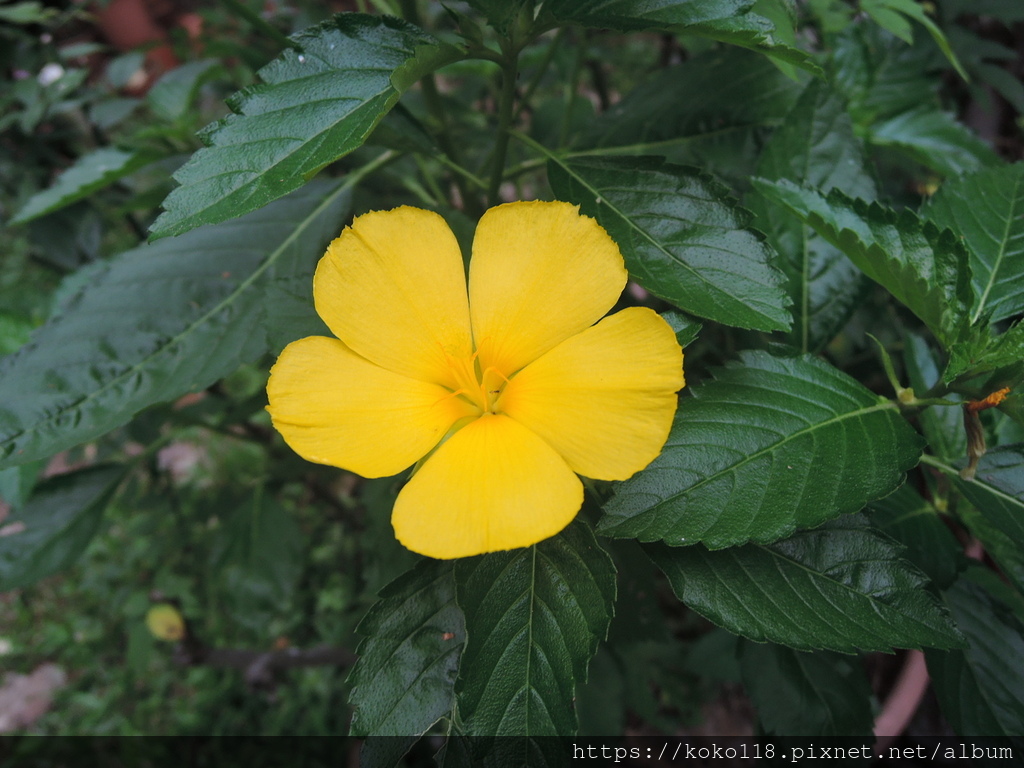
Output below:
[267,336,477,478]
[314,206,473,387]
[392,413,582,559]
[469,201,627,377]
[498,307,684,481]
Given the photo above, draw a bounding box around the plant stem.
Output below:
[512,27,565,122]
[219,0,297,51]
[420,73,483,217]
[487,40,520,206]
[558,29,584,148]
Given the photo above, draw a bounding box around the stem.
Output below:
[487,40,521,207]
[420,73,482,216]
[512,28,565,122]
[414,155,446,203]
[219,0,297,51]
[558,30,585,148]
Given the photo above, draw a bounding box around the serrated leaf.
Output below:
[869,108,999,177]
[150,15,462,239]
[349,560,463,767]
[599,351,923,548]
[680,13,822,74]
[0,180,351,469]
[867,482,962,590]
[930,448,1024,551]
[213,492,304,632]
[926,576,1024,740]
[454,521,615,758]
[11,148,156,224]
[943,321,1024,387]
[924,163,1024,324]
[549,0,819,74]
[739,640,874,736]
[753,179,974,348]
[0,465,123,591]
[646,515,965,652]
[830,22,941,125]
[548,156,791,332]
[749,80,874,352]
[861,0,967,79]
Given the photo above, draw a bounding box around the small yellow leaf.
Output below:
[146,604,185,642]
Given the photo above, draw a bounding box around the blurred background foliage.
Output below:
[0,0,1022,753]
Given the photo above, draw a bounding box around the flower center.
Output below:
[444,351,508,414]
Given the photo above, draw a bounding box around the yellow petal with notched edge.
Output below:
[314,206,473,388]
[391,413,582,559]
[498,307,683,481]
[267,336,478,478]
[469,201,627,377]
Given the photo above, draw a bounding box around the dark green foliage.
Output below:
[600,352,923,547]
[3,0,1022,753]
[646,516,964,652]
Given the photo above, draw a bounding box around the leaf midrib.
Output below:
[754,536,950,644]
[546,153,783,325]
[921,454,1024,513]
[613,399,897,524]
[972,170,1022,323]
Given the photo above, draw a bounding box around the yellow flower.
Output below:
[266,201,684,559]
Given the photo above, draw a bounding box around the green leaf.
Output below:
[547,156,791,332]
[150,15,462,239]
[599,351,923,548]
[867,482,962,590]
[829,22,940,126]
[749,80,875,352]
[931,448,1024,552]
[550,0,821,75]
[861,0,967,80]
[680,13,822,75]
[738,640,874,736]
[924,163,1024,324]
[0,461,41,510]
[943,321,1024,388]
[869,108,999,177]
[464,0,532,31]
[903,333,965,461]
[10,148,156,225]
[661,311,701,349]
[146,60,220,123]
[0,1,56,23]
[0,465,123,591]
[752,179,974,348]
[348,560,463,767]
[0,180,351,469]
[212,492,304,631]
[454,521,615,752]
[582,48,801,160]
[646,515,965,652]
[926,575,1024,740]
[958,501,1024,597]
[546,0,755,29]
